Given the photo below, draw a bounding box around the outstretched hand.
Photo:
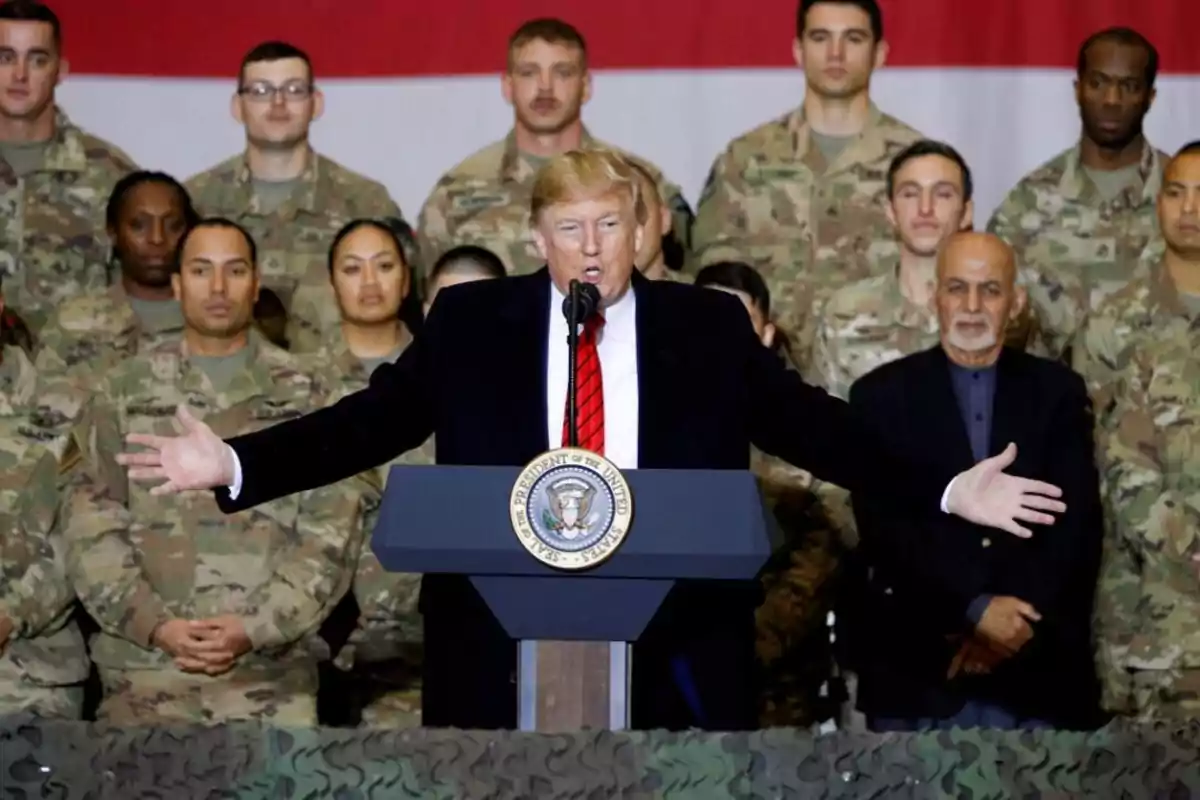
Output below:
[116,405,234,495]
[946,443,1065,538]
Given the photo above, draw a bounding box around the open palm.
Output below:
[116,405,234,495]
[948,443,1066,537]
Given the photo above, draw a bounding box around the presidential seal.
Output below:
[509,447,634,570]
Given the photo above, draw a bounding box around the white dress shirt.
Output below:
[546,281,639,468]
[226,279,957,509]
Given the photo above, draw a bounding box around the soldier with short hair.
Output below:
[693,0,923,365]
[35,171,197,379]
[62,219,369,726]
[422,245,506,317]
[809,140,974,400]
[416,18,692,279]
[0,0,137,333]
[1087,141,1200,719]
[988,27,1166,361]
[186,41,405,353]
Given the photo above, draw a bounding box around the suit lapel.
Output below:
[632,271,676,469]
[500,268,552,459]
[923,347,977,470]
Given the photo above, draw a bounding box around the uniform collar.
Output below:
[500,126,598,184]
[232,147,323,217]
[1058,138,1162,207]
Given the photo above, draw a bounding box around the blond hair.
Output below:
[530,148,647,226]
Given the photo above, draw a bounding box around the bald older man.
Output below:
[109,152,1068,732]
[846,231,1104,731]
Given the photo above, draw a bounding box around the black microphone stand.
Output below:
[566,280,581,448]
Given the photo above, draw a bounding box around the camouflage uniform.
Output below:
[62,332,371,726]
[987,140,1166,360]
[315,328,435,728]
[34,283,184,380]
[0,108,136,334]
[1095,260,1200,721]
[692,104,923,363]
[1071,238,1161,430]
[0,345,89,717]
[807,270,940,402]
[416,129,693,278]
[185,151,403,353]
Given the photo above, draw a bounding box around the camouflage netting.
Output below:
[2,714,1199,798]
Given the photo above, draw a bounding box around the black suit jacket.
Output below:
[217,268,958,729]
[848,346,1103,727]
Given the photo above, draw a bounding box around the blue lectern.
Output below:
[373,464,776,731]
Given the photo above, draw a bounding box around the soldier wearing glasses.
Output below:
[185,42,407,353]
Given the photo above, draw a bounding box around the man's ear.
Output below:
[762,321,777,349]
[310,88,326,122]
[532,227,548,261]
[961,199,976,230]
[1011,285,1028,320]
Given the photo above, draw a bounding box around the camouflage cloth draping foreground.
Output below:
[1,714,1199,798]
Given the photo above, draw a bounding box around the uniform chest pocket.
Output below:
[737,162,814,235]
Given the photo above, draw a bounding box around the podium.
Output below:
[372,460,777,731]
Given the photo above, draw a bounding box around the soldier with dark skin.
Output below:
[988,28,1166,361]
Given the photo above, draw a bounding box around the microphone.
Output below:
[561,279,600,326]
[563,280,600,449]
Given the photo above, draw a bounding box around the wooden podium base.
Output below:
[517,640,630,731]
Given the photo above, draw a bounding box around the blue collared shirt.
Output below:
[947,360,999,625]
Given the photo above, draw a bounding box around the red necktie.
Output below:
[562,314,605,454]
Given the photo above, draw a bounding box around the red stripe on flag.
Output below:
[49,0,1199,77]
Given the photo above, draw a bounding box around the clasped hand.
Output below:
[947,596,1041,678]
[153,615,252,675]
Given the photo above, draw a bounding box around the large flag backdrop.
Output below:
[52,0,1198,223]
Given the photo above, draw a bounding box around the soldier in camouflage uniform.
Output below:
[694,262,840,727]
[35,171,197,380]
[416,18,692,279]
[61,219,369,726]
[987,28,1165,361]
[307,219,436,728]
[0,280,88,717]
[422,245,507,317]
[185,41,404,354]
[807,140,978,401]
[692,0,922,366]
[0,2,137,335]
[316,222,502,728]
[1086,141,1200,719]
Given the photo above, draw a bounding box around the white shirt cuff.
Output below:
[940,475,957,514]
[226,445,243,500]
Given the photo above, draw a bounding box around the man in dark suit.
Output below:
[115,149,1068,731]
[849,231,1103,731]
